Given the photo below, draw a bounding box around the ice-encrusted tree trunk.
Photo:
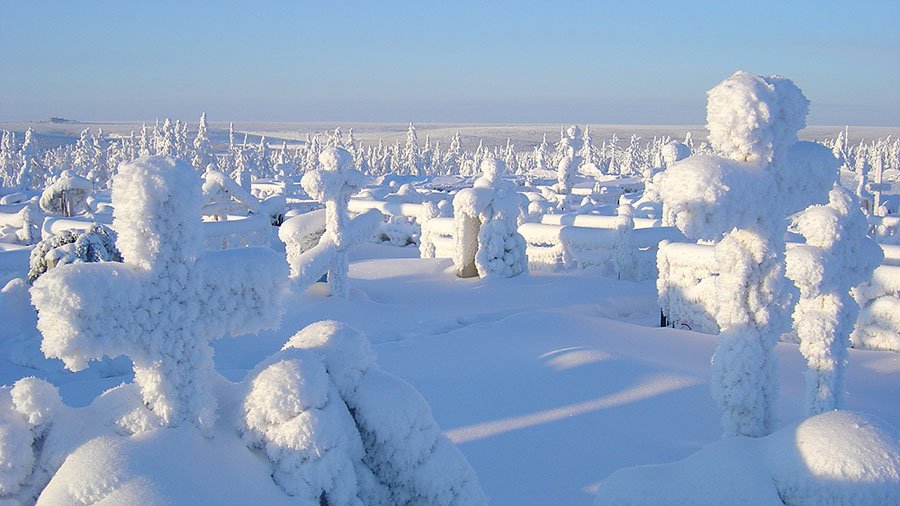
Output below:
[786,186,883,415]
[31,156,288,431]
[657,71,835,437]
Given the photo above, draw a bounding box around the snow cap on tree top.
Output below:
[318,146,353,172]
[707,71,808,164]
[111,155,203,271]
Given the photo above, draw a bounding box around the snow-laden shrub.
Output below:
[38,170,92,217]
[31,155,288,431]
[241,321,487,505]
[0,378,61,499]
[452,157,527,278]
[786,186,883,415]
[657,71,836,437]
[27,223,122,283]
[851,265,900,351]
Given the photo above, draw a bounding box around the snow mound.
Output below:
[595,410,900,506]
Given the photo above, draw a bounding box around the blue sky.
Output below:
[1,0,898,125]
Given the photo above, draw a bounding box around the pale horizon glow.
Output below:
[1,1,898,126]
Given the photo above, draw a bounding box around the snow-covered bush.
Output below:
[241,321,487,505]
[657,71,836,437]
[452,157,527,278]
[851,265,900,351]
[38,170,92,217]
[786,186,883,415]
[0,377,61,499]
[31,155,288,430]
[27,223,122,283]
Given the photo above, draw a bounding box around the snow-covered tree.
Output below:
[556,125,583,194]
[298,147,369,297]
[31,156,288,430]
[452,157,526,278]
[657,71,836,437]
[403,123,421,176]
[192,112,215,170]
[27,224,122,283]
[786,186,882,415]
[241,320,487,505]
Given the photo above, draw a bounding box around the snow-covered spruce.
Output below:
[594,410,900,506]
[242,321,487,505]
[27,223,122,283]
[0,377,61,499]
[555,125,584,194]
[656,71,835,437]
[785,186,883,415]
[31,155,288,430]
[290,146,381,297]
[452,157,527,278]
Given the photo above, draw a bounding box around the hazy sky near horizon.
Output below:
[1,1,898,125]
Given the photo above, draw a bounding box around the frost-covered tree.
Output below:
[241,320,487,505]
[299,147,369,297]
[27,224,122,283]
[192,112,215,171]
[31,156,288,430]
[786,186,882,415]
[556,125,583,194]
[657,71,835,437]
[403,123,421,176]
[452,157,527,278]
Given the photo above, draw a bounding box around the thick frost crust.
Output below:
[242,320,487,505]
[31,155,288,430]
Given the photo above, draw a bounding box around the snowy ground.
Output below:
[4,241,897,505]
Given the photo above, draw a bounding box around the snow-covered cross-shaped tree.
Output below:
[786,185,882,415]
[289,146,381,297]
[31,156,288,431]
[452,157,527,278]
[657,71,836,437]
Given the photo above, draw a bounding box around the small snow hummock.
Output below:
[452,157,527,278]
[289,146,381,297]
[657,71,836,437]
[241,320,488,505]
[31,155,289,431]
[786,186,883,415]
[594,410,900,506]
